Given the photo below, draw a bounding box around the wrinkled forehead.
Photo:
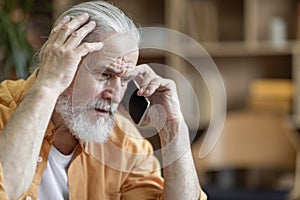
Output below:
[83,33,139,73]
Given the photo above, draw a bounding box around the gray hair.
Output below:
[55,1,140,43]
[31,1,140,71]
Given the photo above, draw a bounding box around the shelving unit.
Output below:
[166,0,300,127]
[171,0,299,196]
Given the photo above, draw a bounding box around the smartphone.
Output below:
[121,80,150,125]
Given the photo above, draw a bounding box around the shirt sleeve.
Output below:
[0,80,18,200]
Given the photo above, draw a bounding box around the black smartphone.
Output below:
[121,80,150,125]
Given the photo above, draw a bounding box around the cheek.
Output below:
[116,86,127,103]
[72,78,105,106]
[120,87,127,99]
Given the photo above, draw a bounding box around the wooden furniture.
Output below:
[192,110,298,198]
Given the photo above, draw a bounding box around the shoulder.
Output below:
[110,112,154,154]
[0,70,37,109]
[0,79,27,108]
[114,112,141,138]
[0,71,37,130]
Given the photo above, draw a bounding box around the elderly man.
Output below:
[0,1,206,199]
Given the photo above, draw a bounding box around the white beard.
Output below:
[55,91,118,143]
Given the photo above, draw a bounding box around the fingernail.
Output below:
[82,13,89,18]
[145,89,151,95]
[95,42,103,50]
[63,15,70,22]
[139,88,144,94]
[89,21,96,26]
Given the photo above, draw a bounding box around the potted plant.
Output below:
[0,0,34,81]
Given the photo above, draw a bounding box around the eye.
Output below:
[95,72,111,81]
[121,76,133,86]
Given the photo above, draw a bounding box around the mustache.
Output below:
[87,99,118,115]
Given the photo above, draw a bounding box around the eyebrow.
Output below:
[105,66,123,75]
[104,66,135,80]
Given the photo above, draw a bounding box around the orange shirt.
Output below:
[0,73,164,200]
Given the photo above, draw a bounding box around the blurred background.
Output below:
[1,0,300,199]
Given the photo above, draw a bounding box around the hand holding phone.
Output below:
[121,80,150,125]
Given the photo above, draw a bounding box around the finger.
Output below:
[75,42,104,57]
[126,64,158,86]
[142,78,177,98]
[46,15,71,45]
[54,13,90,46]
[139,78,162,97]
[133,65,161,93]
[138,75,159,93]
[64,20,96,48]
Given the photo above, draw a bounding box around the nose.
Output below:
[101,77,123,103]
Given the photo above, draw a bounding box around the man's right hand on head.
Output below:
[35,13,103,96]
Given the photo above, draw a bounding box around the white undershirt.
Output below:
[38,145,74,200]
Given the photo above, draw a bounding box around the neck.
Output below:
[52,112,79,155]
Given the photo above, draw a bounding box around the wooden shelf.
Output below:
[184,41,296,57]
[106,0,165,27]
[138,40,296,59]
[139,50,168,58]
